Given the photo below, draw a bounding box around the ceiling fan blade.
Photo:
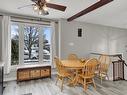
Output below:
[31,0,38,4]
[67,0,113,21]
[46,3,67,11]
[18,4,34,9]
[31,0,38,2]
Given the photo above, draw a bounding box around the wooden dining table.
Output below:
[61,60,85,86]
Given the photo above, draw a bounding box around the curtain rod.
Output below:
[11,16,49,23]
[11,15,58,23]
[11,19,51,26]
[11,16,58,25]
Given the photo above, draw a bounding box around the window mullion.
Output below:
[39,26,43,64]
[19,23,24,65]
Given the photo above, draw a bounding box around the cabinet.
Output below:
[17,65,51,82]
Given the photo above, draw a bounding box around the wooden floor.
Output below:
[3,75,127,95]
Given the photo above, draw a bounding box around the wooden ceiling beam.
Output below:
[67,0,113,22]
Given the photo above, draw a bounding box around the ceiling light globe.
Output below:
[45,0,50,2]
[33,5,38,11]
[38,10,42,15]
[43,6,48,11]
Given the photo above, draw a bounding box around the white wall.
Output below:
[59,19,109,59]
[59,19,127,80]
[109,30,127,60]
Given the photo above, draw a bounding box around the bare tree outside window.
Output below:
[24,26,39,63]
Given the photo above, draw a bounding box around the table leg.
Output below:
[68,69,80,86]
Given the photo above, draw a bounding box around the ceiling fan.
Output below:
[18,0,67,15]
[67,0,113,21]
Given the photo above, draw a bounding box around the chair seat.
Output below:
[58,70,71,77]
[99,73,107,77]
[95,70,99,74]
[95,71,107,76]
[79,74,94,79]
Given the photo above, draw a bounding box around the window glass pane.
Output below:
[11,24,19,65]
[43,27,52,63]
[24,26,39,64]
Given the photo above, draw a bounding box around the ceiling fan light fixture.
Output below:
[38,10,43,15]
[38,9,49,15]
[18,0,66,16]
[43,5,48,11]
[33,5,38,11]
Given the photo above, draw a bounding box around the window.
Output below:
[11,22,52,65]
[11,24,19,65]
[24,26,39,64]
[43,27,52,63]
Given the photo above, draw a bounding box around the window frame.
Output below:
[10,21,52,69]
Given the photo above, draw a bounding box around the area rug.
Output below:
[22,93,32,95]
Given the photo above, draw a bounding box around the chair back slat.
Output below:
[99,54,111,64]
[68,54,78,60]
[98,55,111,73]
[82,58,98,77]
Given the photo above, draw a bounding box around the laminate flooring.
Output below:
[3,75,127,95]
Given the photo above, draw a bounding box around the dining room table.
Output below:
[61,59,85,86]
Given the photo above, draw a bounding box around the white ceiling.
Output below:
[0,0,127,29]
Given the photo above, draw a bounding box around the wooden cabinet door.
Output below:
[41,69,50,77]
[18,70,30,80]
[30,69,40,78]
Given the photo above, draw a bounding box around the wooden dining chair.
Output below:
[79,58,98,92]
[97,54,111,84]
[54,57,71,91]
[68,54,78,60]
